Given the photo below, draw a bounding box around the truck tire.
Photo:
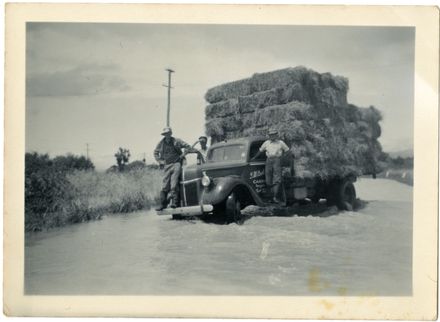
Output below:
[225,192,243,224]
[336,180,356,211]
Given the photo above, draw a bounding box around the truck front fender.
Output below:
[201,176,260,206]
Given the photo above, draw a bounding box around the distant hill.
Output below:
[387,149,413,158]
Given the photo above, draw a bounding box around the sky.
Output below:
[26,23,415,170]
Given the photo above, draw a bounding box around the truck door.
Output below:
[247,141,268,197]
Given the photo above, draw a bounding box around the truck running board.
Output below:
[156,204,214,217]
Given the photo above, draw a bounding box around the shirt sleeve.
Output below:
[259,141,268,152]
[281,141,289,152]
[176,138,191,150]
[153,141,162,161]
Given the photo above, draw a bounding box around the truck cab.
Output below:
[157,136,357,222]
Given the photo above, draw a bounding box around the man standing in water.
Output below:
[197,135,209,164]
[251,128,289,204]
[154,127,192,210]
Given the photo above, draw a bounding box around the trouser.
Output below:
[265,157,281,186]
[160,162,182,205]
[265,157,282,198]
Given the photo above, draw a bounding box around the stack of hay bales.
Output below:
[204,66,384,178]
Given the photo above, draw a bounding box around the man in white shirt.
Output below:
[251,128,289,203]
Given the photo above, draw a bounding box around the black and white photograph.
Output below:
[4,3,438,319]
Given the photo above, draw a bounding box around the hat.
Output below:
[161,127,172,135]
[199,135,208,141]
[268,128,278,135]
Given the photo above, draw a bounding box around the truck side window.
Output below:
[249,141,267,162]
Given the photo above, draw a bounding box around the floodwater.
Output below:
[25,178,412,295]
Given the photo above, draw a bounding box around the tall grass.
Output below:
[25,168,162,232]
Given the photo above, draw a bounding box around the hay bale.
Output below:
[319,87,348,108]
[278,83,311,104]
[242,127,267,138]
[223,115,242,131]
[302,70,348,109]
[360,106,383,123]
[294,156,314,179]
[205,78,253,104]
[238,88,282,113]
[205,99,239,118]
[254,101,312,128]
[278,121,307,142]
[241,111,257,128]
[204,67,382,180]
[250,66,309,92]
[238,84,311,114]
[345,104,362,122]
[224,131,243,140]
[205,115,241,140]
[321,73,349,92]
[205,118,224,137]
[359,106,382,139]
[205,66,348,107]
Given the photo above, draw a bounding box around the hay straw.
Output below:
[205,98,239,118]
[238,88,281,113]
[205,66,348,107]
[205,118,224,137]
[204,67,382,178]
[253,101,312,127]
[205,78,253,104]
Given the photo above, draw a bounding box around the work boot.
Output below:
[155,191,168,211]
[169,191,179,209]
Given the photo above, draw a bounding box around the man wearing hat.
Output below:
[251,128,289,204]
[154,127,192,210]
[196,136,209,164]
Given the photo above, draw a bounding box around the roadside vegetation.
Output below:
[377,169,413,186]
[378,156,413,186]
[25,151,161,232]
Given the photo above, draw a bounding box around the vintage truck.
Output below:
[157,136,357,223]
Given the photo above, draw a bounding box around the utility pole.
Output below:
[163,68,175,127]
[86,143,89,160]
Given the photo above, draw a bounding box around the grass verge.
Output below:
[25,168,162,232]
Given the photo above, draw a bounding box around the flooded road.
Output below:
[25,178,412,295]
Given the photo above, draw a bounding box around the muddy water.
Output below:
[25,178,412,295]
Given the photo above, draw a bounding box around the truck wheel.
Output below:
[225,192,243,224]
[336,180,356,211]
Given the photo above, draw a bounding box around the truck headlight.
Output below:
[201,172,211,187]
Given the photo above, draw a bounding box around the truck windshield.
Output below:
[208,144,246,163]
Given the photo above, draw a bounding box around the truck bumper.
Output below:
[156,204,214,217]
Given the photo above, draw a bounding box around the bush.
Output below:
[25,152,162,232]
[53,154,95,172]
[25,153,78,230]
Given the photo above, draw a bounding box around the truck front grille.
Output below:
[181,180,200,206]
